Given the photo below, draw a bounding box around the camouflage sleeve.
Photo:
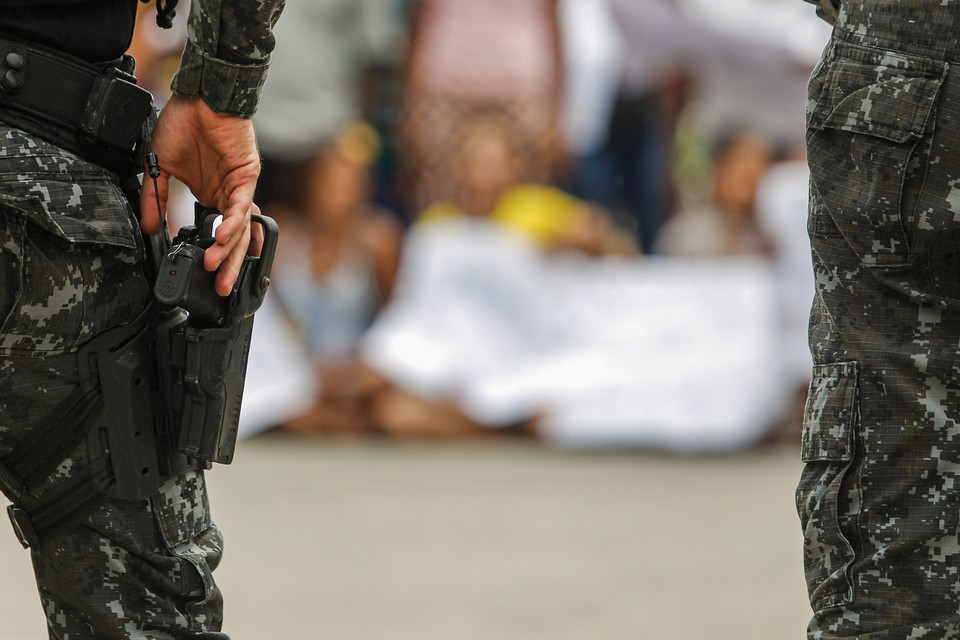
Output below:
[170,0,286,118]
[803,0,839,25]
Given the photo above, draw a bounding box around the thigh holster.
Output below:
[1,210,278,549]
[0,305,187,549]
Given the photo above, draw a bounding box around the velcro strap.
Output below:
[7,457,114,549]
[0,375,102,497]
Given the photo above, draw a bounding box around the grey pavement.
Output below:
[1,436,810,639]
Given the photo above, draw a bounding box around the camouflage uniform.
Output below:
[0,1,283,638]
[798,1,960,637]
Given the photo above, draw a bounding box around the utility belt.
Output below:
[0,39,279,548]
[0,35,153,177]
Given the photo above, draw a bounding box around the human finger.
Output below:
[248,204,264,257]
[203,198,253,296]
[202,198,249,267]
[212,216,251,296]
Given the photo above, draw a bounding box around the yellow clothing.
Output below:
[419,184,585,245]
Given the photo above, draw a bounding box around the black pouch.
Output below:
[79,66,153,155]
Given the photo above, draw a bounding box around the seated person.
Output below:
[419,111,636,256]
[656,129,775,257]
[270,124,403,435]
[361,111,635,439]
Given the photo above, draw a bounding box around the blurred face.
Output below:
[305,151,368,225]
[712,136,774,217]
[457,124,520,215]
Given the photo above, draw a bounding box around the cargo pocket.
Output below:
[797,361,860,612]
[806,40,946,267]
[151,468,225,630]
[152,468,213,550]
[0,181,147,355]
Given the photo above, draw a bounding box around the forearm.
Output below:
[171,0,286,118]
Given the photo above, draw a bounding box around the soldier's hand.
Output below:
[141,95,261,297]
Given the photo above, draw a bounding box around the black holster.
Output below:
[154,207,278,467]
[79,305,187,501]
[160,309,254,466]
[2,210,277,548]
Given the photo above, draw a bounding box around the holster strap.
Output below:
[1,376,102,494]
[6,457,114,549]
[0,375,106,548]
[0,307,185,549]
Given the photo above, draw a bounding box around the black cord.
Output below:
[155,0,179,29]
[146,151,162,214]
[146,151,169,249]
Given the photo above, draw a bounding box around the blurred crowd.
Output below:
[132,0,832,453]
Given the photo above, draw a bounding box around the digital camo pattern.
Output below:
[0,128,147,357]
[798,4,960,638]
[32,470,226,640]
[0,127,227,638]
[171,0,286,117]
[0,125,147,453]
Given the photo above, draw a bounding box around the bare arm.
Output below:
[140,0,285,296]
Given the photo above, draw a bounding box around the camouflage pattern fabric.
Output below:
[172,0,286,117]
[798,3,960,638]
[0,126,228,639]
[0,1,286,636]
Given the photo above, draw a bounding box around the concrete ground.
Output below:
[0,435,810,639]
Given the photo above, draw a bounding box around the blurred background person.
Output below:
[676,0,830,153]
[239,0,409,436]
[557,0,622,197]
[270,129,403,436]
[564,0,698,254]
[361,112,638,439]
[754,144,815,441]
[254,0,407,215]
[402,0,564,211]
[656,129,775,257]
[299,110,632,439]
[419,111,635,256]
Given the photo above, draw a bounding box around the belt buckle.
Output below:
[7,505,39,549]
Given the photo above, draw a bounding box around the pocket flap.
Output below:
[0,183,137,250]
[802,361,859,462]
[810,42,946,144]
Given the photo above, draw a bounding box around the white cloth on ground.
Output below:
[361,219,790,452]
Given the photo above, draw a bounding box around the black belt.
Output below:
[0,36,154,177]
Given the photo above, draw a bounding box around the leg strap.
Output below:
[0,374,102,501]
[7,457,114,549]
[0,372,111,548]
[0,306,187,548]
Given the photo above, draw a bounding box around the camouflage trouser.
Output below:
[0,126,228,639]
[798,5,960,639]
